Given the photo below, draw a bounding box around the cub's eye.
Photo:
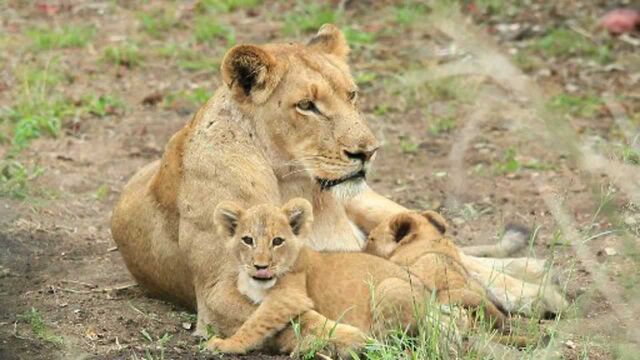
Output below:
[272,237,285,246]
[241,236,254,246]
[348,90,358,102]
[296,99,317,112]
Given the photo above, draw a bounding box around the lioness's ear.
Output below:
[421,210,448,235]
[214,201,244,238]
[281,198,313,237]
[220,44,284,104]
[388,213,418,244]
[307,24,349,60]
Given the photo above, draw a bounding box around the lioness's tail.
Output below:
[460,224,531,258]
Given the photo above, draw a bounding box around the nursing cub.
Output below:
[365,211,509,329]
[207,199,451,355]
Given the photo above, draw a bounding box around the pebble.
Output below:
[182,322,192,330]
[603,247,618,256]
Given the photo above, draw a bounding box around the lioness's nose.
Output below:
[344,146,379,163]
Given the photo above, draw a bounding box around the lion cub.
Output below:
[365,211,509,330]
[207,199,441,355]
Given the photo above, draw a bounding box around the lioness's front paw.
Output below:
[206,337,247,354]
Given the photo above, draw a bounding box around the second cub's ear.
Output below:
[214,201,244,238]
[388,213,418,244]
[420,210,448,235]
[281,198,313,237]
[307,24,349,61]
[220,44,285,104]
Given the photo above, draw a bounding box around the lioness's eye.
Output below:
[241,236,254,246]
[348,90,358,102]
[296,99,316,112]
[272,237,285,246]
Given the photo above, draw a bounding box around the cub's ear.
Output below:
[281,198,313,237]
[307,24,349,61]
[220,44,285,104]
[214,201,244,238]
[420,210,448,235]
[388,213,418,244]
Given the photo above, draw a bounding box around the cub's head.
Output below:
[364,211,448,258]
[220,24,379,198]
[214,198,313,288]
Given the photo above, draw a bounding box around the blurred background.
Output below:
[0,1,639,359]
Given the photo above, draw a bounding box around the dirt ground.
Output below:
[1,1,639,359]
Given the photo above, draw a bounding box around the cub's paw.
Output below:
[329,324,367,357]
[206,337,247,354]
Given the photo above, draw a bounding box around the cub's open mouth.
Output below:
[316,169,366,191]
[251,275,274,282]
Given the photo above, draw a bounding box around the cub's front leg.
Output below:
[273,310,368,358]
[206,272,314,354]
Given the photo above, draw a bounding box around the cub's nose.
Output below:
[344,147,379,163]
[254,264,268,270]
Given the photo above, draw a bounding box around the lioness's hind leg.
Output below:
[438,289,508,331]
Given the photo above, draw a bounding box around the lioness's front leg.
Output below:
[206,273,314,354]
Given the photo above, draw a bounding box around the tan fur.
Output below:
[365,211,509,329]
[111,24,393,348]
[111,23,565,353]
[207,199,439,355]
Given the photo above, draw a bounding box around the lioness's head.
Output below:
[214,198,313,288]
[220,24,379,197]
[364,211,448,258]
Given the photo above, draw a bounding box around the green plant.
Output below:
[355,72,377,86]
[400,138,419,154]
[94,184,110,201]
[343,26,375,45]
[156,43,219,72]
[0,160,43,199]
[394,3,429,26]
[548,93,602,118]
[163,87,213,110]
[197,0,260,13]
[194,16,235,45]
[81,95,125,117]
[283,4,338,35]
[535,28,612,64]
[103,44,143,67]
[138,9,177,38]
[18,308,64,346]
[140,329,172,360]
[428,116,456,135]
[495,148,520,174]
[2,64,74,151]
[27,25,95,50]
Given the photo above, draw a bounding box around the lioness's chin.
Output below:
[330,178,367,201]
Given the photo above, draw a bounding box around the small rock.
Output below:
[452,217,465,226]
[624,216,637,226]
[433,171,447,178]
[565,340,576,349]
[182,322,192,330]
[604,247,618,256]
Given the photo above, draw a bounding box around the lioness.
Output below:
[207,198,441,355]
[111,23,565,350]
